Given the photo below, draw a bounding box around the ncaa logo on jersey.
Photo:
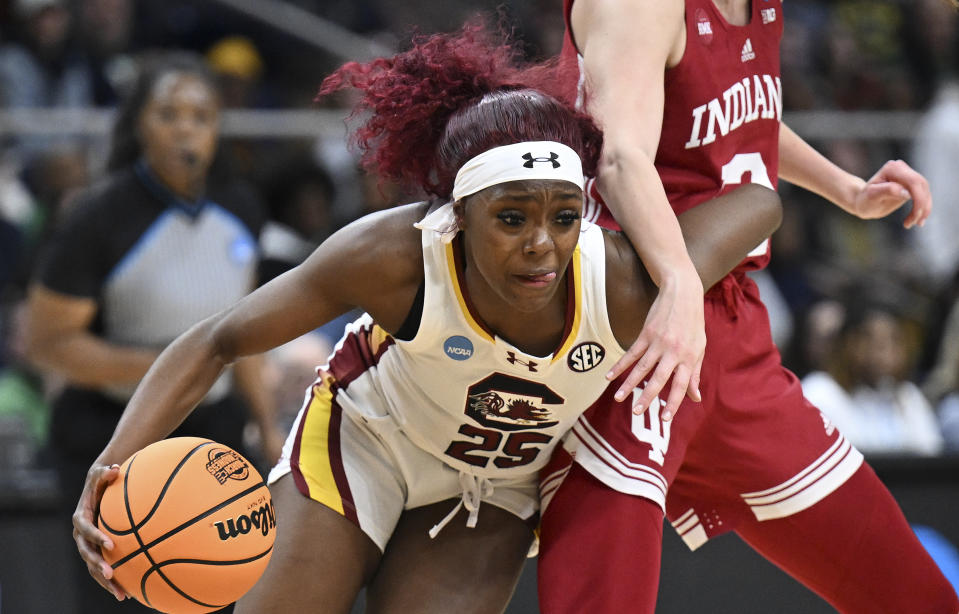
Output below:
[444,335,474,361]
[567,342,606,373]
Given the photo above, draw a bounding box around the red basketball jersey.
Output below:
[560,0,783,269]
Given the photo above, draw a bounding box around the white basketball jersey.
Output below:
[322,214,624,479]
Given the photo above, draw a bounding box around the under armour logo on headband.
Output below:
[452,141,583,201]
[522,152,561,169]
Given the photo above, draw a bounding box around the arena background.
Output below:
[1,0,958,612]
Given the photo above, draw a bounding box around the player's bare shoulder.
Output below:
[329,201,429,282]
[294,201,428,332]
[603,229,655,344]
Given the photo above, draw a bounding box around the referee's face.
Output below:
[139,71,221,199]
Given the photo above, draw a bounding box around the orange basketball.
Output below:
[97,437,275,613]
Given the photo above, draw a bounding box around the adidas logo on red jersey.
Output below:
[741,38,756,62]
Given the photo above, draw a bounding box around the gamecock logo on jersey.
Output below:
[465,372,563,431]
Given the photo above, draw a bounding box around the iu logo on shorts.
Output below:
[631,386,671,466]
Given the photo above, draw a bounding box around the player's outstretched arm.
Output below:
[71,203,426,598]
[779,123,931,228]
[573,0,703,420]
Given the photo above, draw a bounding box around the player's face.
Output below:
[138,72,220,197]
[459,179,583,314]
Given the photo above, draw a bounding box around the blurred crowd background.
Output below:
[2,0,959,486]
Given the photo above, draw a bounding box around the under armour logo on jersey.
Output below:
[506,351,538,372]
[522,152,560,169]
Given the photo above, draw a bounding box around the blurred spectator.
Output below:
[827,0,920,110]
[357,167,407,213]
[258,149,336,284]
[206,35,265,109]
[204,35,279,184]
[0,217,21,300]
[0,0,93,159]
[911,80,959,287]
[0,297,48,471]
[14,145,91,282]
[787,298,846,379]
[749,269,794,350]
[21,52,282,614]
[313,135,364,224]
[767,190,821,316]
[0,154,32,296]
[923,297,959,452]
[75,0,138,105]
[780,1,832,110]
[803,299,944,456]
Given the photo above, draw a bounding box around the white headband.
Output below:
[451,141,585,202]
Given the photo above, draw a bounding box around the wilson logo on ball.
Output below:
[215,500,277,540]
[205,447,250,484]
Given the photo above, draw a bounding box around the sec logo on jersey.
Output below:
[568,342,605,373]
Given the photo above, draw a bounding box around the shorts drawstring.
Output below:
[716,273,746,320]
[428,471,494,539]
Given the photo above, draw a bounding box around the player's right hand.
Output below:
[73,462,128,601]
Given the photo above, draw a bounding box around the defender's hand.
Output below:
[849,159,931,228]
[607,273,705,420]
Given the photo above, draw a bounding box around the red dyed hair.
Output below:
[318,20,602,198]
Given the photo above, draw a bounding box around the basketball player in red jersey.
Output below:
[537,1,959,613]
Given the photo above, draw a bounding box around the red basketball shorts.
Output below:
[541,272,863,549]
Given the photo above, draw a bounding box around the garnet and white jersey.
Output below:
[317,209,623,480]
[561,0,783,269]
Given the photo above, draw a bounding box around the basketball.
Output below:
[97,437,275,613]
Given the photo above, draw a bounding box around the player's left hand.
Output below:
[849,159,931,228]
[606,270,705,421]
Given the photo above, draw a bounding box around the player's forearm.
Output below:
[596,144,701,290]
[778,123,865,213]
